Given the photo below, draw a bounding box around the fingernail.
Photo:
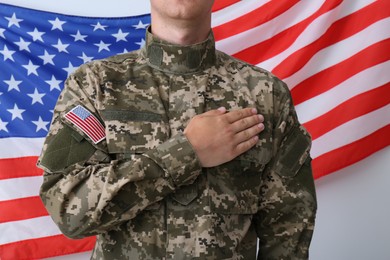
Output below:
[258,115,264,121]
[251,108,257,114]
[217,107,226,112]
[258,123,264,129]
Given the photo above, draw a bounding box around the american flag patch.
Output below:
[65,105,106,144]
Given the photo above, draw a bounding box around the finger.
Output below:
[230,114,264,133]
[223,108,257,123]
[233,122,264,144]
[233,135,259,156]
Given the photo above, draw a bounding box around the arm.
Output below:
[38,65,202,239]
[254,80,317,259]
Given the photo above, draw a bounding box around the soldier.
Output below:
[38,0,317,259]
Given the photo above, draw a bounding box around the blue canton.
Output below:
[0,3,150,138]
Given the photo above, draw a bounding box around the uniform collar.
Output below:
[142,27,216,74]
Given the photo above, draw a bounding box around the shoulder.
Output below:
[101,49,141,64]
[215,50,289,95]
[63,49,144,101]
[71,49,142,79]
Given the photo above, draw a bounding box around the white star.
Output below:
[39,50,55,65]
[32,116,50,132]
[4,75,22,92]
[7,104,25,120]
[63,62,78,76]
[94,41,111,52]
[5,13,23,28]
[27,28,45,42]
[0,28,5,38]
[22,60,40,76]
[71,30,87,42]
[133,20,149,30]
[45,75,62,91]
[91,22,107,31]
[15,37,31,52]
[0,118,9,132]
[49,17,66,31]
[135,38,146,48]
[78,52,94,63]
[112,29,129,42]
[28,88,45,105]
[121,48,130,54]
[0,45,15,61]
[53,39,69,53]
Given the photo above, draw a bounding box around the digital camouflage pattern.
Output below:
[38,29,317,259]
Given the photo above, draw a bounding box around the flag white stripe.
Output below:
[215,0,326,55]
[0,137,44,159]
[310,104,390,159]
[0,176,42,201]
[296,61,390,124]
[0,216,62,245]
[285,17,390,87]
[258,0,377,71]
[211,0,271,27]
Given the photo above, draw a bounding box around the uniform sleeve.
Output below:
[37,64,202,239]
[254,79,317,259]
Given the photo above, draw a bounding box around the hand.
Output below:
[183,107,265,167]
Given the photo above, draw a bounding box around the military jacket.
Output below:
[38,30,317,259]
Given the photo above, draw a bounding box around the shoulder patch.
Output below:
[65,105,105,144]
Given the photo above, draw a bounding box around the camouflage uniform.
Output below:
[38,29,317,259]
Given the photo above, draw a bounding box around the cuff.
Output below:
[143,132,202,187]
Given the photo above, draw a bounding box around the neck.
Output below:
[150,14,211,45]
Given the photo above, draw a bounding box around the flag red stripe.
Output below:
[213,0,299,41]
[86,116,106,136]
[0,156,41,180]
[211,0,241,12]
[0,196,48,223]
[232,0,343,66]
[85,116,106,138]
[272,0,389,79]
[291,39,390,105]
[66,112,104,142]
[0,235,95,260]
[312,125,390,179]
[304,83,390,140]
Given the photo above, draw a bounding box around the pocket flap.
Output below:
[171,183,198,206]
[274,126,311,178]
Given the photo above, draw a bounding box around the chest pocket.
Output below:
[101,110,170,156]
[208,145,271,214]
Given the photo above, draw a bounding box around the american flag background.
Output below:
[0,0,389,259]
